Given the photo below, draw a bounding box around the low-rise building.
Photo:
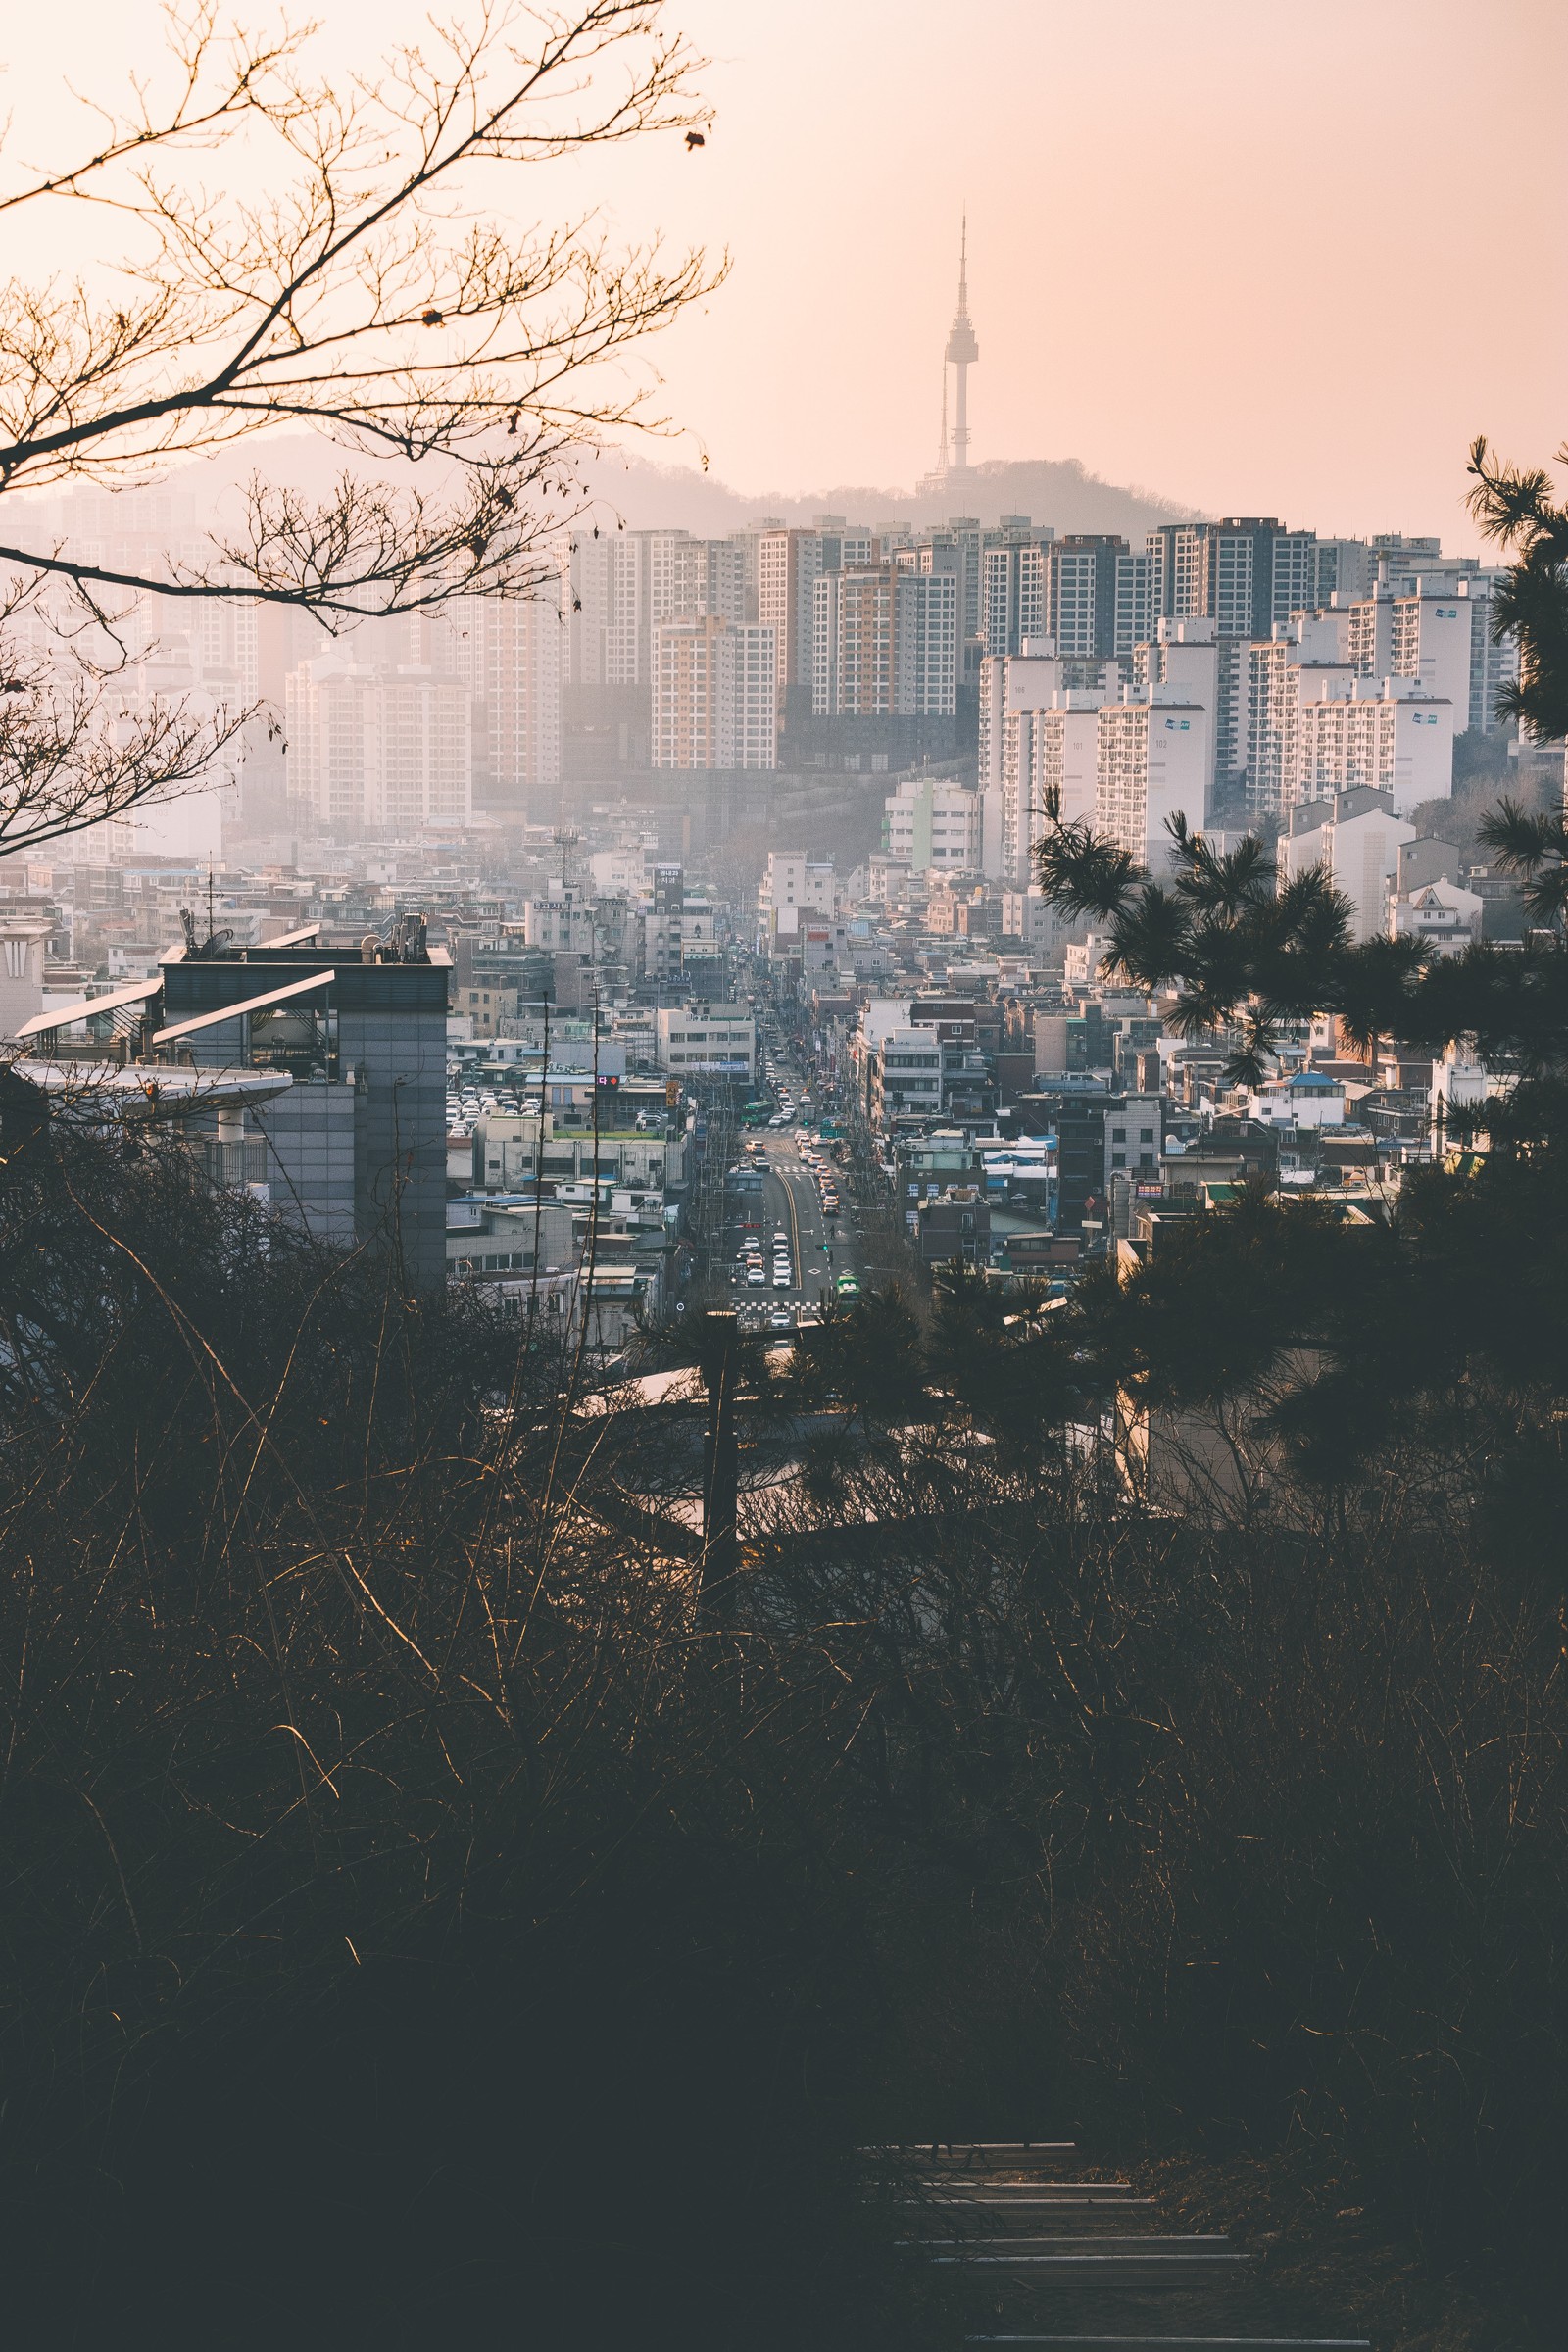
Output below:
[914,1185,991,1269]
[1389,877,1484,955]
[654,1004,757,1084]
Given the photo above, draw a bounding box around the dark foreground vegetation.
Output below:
[0,1104,1563,2348]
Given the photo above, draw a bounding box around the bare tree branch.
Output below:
[0,1,718,848]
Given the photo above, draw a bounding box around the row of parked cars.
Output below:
[446,1078,530,1137]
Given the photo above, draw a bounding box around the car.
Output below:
[768,1307,793,1331]
[772,1270,790,1289]
[747,1267,765,1286]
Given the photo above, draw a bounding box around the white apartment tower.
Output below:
[760,528,827,720]
[435,586,562,819]
[285,660,472,836]
[1096,697,1210,872]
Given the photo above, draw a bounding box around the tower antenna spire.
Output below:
[944,212,979,474]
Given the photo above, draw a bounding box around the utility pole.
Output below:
[699,1306,739,1626]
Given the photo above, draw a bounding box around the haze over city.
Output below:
[0,6,1565,2344]
[5,0,1564,541]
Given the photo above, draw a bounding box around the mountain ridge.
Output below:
[576,449,1206,538]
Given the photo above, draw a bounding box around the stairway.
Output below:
[869,2140,1369,2350]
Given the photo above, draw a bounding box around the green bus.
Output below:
[834,1273,861,1300]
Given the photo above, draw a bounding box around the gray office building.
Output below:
[155,920,451,1288]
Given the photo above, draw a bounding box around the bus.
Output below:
[834,1273,861,1300]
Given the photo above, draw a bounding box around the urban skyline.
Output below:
[0,9,1563,2342]
[4,2,1562,546]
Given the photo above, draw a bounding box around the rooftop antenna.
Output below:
[554,820,581,890]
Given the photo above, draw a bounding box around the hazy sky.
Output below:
[5,1,1565,548]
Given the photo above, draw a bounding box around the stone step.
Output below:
[903,2201,1170,2238]
[873,2133,1362,2351]
[928,2253,1251,2269]
[958,2277,1360,2340]
[906,2238,1235,2253]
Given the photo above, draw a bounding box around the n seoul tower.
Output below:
[944,215,979,475]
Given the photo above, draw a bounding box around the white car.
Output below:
[771,1269,790,1289]
[747,1266,765,1286]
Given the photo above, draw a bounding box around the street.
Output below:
[759,1132,844,1312]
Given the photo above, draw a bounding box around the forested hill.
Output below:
[573,448,1205,536]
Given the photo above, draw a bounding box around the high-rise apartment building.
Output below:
[433,586,562,819]
[1295,677,1452,814]
[981,534,1054,658]
[980,647,1129,880]
[1096,696,1210,872]
[1021,697,1103,877]
[284,661,472,836]
[812,567,958,719]
[760,528,827,724]
[567,527,752,690]
[1149,519,1317,637]
[651,615,777,770]
[1004,536,1152,662]
[1281,789,1417,944]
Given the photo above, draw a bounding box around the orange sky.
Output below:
[5,0,1565,548]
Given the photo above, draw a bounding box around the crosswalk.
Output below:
[865,2142,1367,2350]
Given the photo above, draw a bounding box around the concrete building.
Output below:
[760,527,827,726]
[914,1185,990,1269]
[565,526,752,693]
[520,888,598,957]
[1281,788,1417,944]
[981,532,1054,658]
[0,907,57,1039]
[980,645,1125,879]
[882,776,983,873]
[1038,535,1150,660]
[812,565,959,718]
[870,1028,944,1128]
[284,661,472,836]
[432,583,562,820]
[760,853,836,919]
[651,614,777,769]
[1389,876,1484,955]
[1015,697,1105,882]
[1295,676,1452,815]
[1096,696,1211,870]
[653,1004,757,1084]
